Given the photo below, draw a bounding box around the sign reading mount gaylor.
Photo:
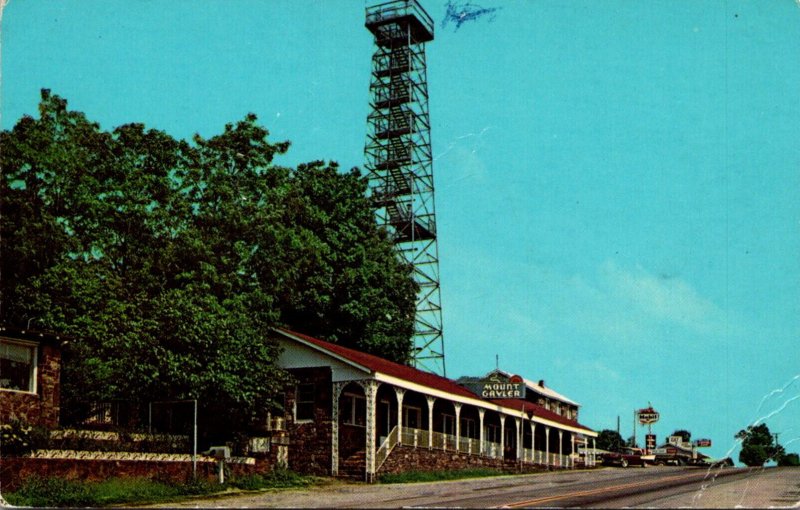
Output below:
[637,406,660,425]
[480,373,526,399]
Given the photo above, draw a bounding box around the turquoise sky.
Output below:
[3,0,799,462]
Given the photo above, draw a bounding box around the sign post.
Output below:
[636,405,660,454]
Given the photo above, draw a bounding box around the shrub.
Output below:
[230,468,312,490]
[5,476,92,507]
[0,420,38,456]
[5,476,218,507]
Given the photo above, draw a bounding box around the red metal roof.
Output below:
[277,328,595,433]
[278,329,479,400]
[493,398,595,433]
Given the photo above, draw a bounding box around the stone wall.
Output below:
[0,453,276,491]
[1,343,61,428]
[284,367,333,476]
[378,445,548,476]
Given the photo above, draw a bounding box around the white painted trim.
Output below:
[0,337,38,394]
[275,330,371,375]
[373,372,596,436]
[275,330,597,437]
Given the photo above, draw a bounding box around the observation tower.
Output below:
[364,0,445,376]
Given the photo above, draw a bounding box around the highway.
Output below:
[153,466,798,508]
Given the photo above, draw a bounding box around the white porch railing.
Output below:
[432,431,459,450]
[460,437,480,455]
[390,427,578,468]
[484,440,502,459]
[375,425,399,471]
[400,427,430,448]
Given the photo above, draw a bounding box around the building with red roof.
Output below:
[273,328,598,481]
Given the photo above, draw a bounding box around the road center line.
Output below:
[496,471,720,508]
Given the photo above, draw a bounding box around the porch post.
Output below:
[558,430,563,468]
[545,426,551,468]
[591,437,596,467]
[454,403,462,452]
[359,379,380,482]
[394,387,405,444]
[426,395,435,449]
[478,409,485,456]
[530,421,536,463]
[499,415,506,459]
[515,416,522,461]
[571,434,576,469]
[331,381,347,476]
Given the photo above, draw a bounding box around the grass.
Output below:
[378,468,506,484]
[4,469,314,507]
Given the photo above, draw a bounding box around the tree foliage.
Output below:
[596,429,625,452]
[1,90,417,432]
[735,423,780,467]
[670,429,691,443]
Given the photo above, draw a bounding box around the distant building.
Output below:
[274,329,598,482]
[458,370,581,422]
[0,326,64,428]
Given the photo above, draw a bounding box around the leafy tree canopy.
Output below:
[670,429,691,443]
[596,429,625,452]
[1,90,417,433]
[735,423,780,467]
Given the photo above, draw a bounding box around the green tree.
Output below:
[1,91,417,434]
[735,424,780,467]
[778,452,799,467]
[596,429,625,452]
[670,429,691,443]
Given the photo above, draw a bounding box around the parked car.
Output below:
[600,447,653,468]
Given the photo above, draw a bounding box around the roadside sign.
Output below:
[645,434,656,450]
[637,407,660,425]
[695,439,712,447]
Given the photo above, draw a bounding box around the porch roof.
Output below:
[0,325,70,347]
[493,398,595,433]
[277,329,479,400]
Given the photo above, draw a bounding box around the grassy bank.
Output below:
[4,469,314,507]
[378,468,506,484]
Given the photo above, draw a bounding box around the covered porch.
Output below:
[332,375,598,481]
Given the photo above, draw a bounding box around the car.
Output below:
[600,447,653,468]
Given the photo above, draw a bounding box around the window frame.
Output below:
[341,392,367,427]
[294,382,316,423]
[0,337,38,394]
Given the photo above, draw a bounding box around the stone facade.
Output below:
[1,342,61,428]
[377,445,546,476]
[285,367,333,476]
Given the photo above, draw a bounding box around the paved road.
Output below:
[152,466,799,508]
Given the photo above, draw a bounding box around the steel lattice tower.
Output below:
[365,0,445,376]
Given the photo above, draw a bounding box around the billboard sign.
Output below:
[695,439,712,447]
[479,373,526,399]
[637,407,660,425]
[668,435,684,446]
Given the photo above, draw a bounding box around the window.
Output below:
[295,383,315,421]
[0,339,36,393]
[442,414,455,435]
[460,417,476,438]
[340,393,366,426]
[485,423,501,443]
[403,405,421,429]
